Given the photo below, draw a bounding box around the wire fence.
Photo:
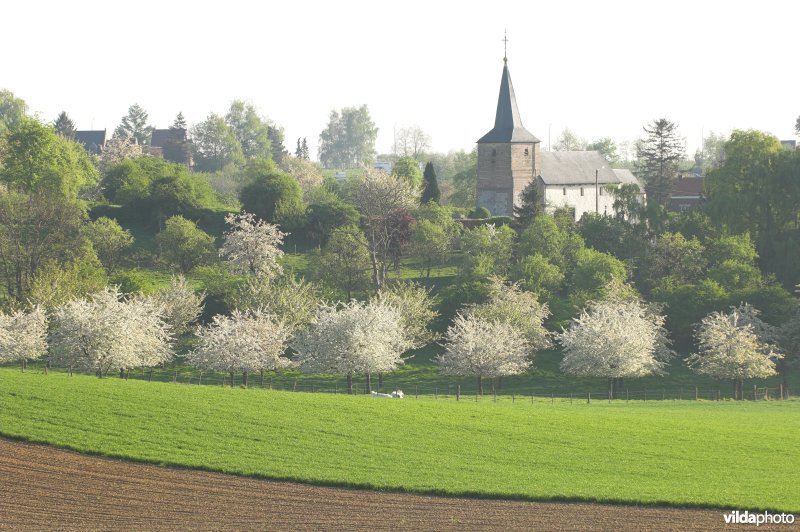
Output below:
[10,362,792,402]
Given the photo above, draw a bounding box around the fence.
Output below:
[9,362,792,402]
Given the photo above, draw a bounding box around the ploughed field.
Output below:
[0,369,798,514]
[0,438,762,530]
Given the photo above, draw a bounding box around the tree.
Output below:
[512,254,564,298]
[352,169,417,291]
[303,195,359,246]
[84,217,134,272]
[0,306,48,371]
[570,248,627,293]
[778,310,800,398]
[148,275,205,336]
[646,232,707,287]
[50,287,172,377]
[318,105,378,168]
[229,275,318,333]
[53,111,76,139]
[438,313,530,395]
[517,214,566,265]
[318,225,372,299]
[391,156,423,189]
[0,89,27,135]
[29,250,108,311]
[420,162,440,204]
[795,115,799,136]
[374,281,438,349]
[553,128,585,151]
[512,181,543,229]
[98,135,144,172]
[610,183,643,221]
[225,100,272,161]
[191,113,244,172]
[410,219,450,280]
[219,212,286,279]
[393,126,430,160]
[187,309,292,386]
[586,137,619,164]
[0,191,88,302]
[156,216,215,273]
[239,160,304,224]
[697,131,727,174]
[171,112,187,130]
[292,300,413,393]
[466,278,551,351]
[688,306,781,400]
[559,286,674,398]
[637,118,685,207]
[0,118,98,198]
[268,124,287,163]
[280,155,323,194]
[114,104,153,146]
[295,137,310,160]
[447,150,477,208]
[459,223,515,279]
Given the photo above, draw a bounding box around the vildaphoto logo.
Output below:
[723,510,795,526]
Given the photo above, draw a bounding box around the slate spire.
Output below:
[477,60,539,143]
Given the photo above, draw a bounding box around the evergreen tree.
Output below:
[637,118,685,207]
[512,181,543,229]
[171,112,187,131]
[420,162,441,204]
[114,104,153,145]
[295,137,303,158]
[53,111,76,139]
[301,138,309,160]
[267,124,287,163]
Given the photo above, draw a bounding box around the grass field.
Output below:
[1,369,798,512]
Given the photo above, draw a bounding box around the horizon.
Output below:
[3,0,798,161]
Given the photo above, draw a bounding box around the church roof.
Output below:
[539,151,622,185]
[478,63,540,144]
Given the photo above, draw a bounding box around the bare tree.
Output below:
[393,126,431,160]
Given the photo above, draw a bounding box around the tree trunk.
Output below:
[366,373,372,393]
[230,372,235,387]
[477,375,483,396]
[120,368,125,379]
[378,373,383,388]
[243,371,248,387]
[782,372,789,399]
[21,359,26,372]
[608,378,614,400]
[347,373,353,395]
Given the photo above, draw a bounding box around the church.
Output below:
[475,57,643,220]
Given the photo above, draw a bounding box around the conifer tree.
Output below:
[420,162,440,204]
[512,181,542,229]
[114,103,153,145]
[171,112,187,131]
[53,111,76,139]
[637,118,685,207]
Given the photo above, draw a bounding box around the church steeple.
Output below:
[477,59,539,144]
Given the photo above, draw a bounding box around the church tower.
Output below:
[476,57,540,217]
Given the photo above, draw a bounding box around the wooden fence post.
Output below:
[695,386,698,401]
[587,392,591,404]
[457,385,460,401]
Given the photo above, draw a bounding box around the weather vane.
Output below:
[503,30,508,63]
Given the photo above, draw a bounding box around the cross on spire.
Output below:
[502,30,508,63]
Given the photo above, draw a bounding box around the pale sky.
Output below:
[2,0,798,160]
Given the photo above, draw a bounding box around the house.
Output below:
[74,130,108,155]
[475,57,644,221]
[148,128,190,165]
[668,176,704,211]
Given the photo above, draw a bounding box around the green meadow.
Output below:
[1,369,798,512]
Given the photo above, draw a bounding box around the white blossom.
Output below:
[558,290,674,387]
[0,306,48,367]
[50,287,172,375]
[148,275,205,336]
[438,313,531,393]
[465,277,551,352]
[186,309,292,379]
[220,212,286,278]
[373,281,438,349]
[688,307,780,386]
[292,300,413,381]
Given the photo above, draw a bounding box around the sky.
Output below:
[2,0,798,160]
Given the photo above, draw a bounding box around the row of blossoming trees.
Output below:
[1,171,797,399]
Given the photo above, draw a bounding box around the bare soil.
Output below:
[0,437,773,530]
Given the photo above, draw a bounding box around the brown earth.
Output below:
[0,437,780,531]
